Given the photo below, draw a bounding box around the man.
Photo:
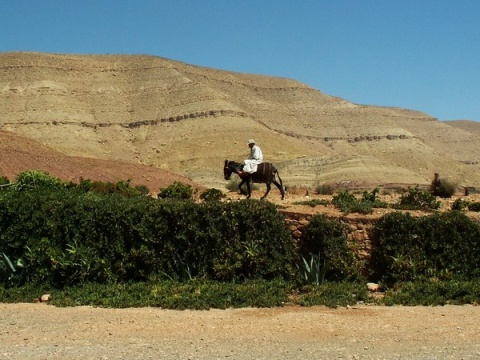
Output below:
[240,139,263,175]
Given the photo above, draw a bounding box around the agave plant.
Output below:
[1,252,24,286]
[298,252,327,285]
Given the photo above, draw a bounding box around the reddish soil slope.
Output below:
[0,130,202,194]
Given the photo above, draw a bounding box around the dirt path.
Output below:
[1,303,479,359]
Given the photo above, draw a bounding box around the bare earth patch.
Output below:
[1,303,480,359]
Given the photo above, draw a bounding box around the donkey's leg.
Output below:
[272,180,285,200]
[245,179,252,199]
[238,179,248,196]
[261,182,272,200]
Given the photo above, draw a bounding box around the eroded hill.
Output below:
[1,52,480,189]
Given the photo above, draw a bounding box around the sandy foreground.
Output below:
[1,303,479,359]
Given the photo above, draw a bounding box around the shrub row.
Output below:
[0,187,298,287]
[370,211,480,285]
[296,187,441,214]
[3,279,479,308]
[2,171,480,294]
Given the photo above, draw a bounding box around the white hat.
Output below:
[247,139,255,144]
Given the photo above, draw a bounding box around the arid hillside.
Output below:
[0,130,200,194]
[445,120,480,137]
[1,52,480,190]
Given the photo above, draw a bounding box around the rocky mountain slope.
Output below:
[1,52,480,190]
[445,120,480,137]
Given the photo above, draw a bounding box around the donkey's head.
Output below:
[223,160,234,180]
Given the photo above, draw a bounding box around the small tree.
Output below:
[158,181,193,200]
[315,183,334,195]
[431,173,457,198]
[14,170,63,190]
[397,188,440,210]
[200,188,225,202]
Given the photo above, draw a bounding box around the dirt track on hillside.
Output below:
[1,303,480,359]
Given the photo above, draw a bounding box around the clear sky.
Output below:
[1,1,479,121]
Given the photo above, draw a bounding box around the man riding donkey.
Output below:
[224,139,285,200]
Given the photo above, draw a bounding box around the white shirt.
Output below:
[243,145,263,173]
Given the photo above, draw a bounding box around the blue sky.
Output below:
[1,1,479,121]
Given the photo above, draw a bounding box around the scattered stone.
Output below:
[39,294,51,302]
[367,283,381,292]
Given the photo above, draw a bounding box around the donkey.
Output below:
[223,160,285,200]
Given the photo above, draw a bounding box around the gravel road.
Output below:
[1,303,479,359]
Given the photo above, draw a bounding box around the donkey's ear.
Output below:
[224,159,228,166]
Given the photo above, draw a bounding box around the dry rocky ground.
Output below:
[227,185,480,223]
[1,303,479,359]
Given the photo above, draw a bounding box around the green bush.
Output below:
[299,215,362,283]
[431,178,457,198]
[206,200,296,281]
[452,198,469,211]
[331,190,373,214]
[91,180,117,193]
[0,252,24,287]
[383,280,480,306]
[362,188,389,208]
[362,187,379,202]
[468,202,480,212]
[0,176,10,187]
[157,181,193,199]
[370,211,480,285]
[65,178,149,197]
[2,279,480,308]
[369,212,425,284]
[295,282,368,307]
[329,189,389,214]
[331,190,356,209]
[0,188,296,287]
[14,170,63,190]
[394,187,440,211]
[292,199,330,207]
[134,184,150,196]
[200,188,225,202]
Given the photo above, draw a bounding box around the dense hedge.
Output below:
[3,173,480,295]
[300,215,363,282]
[370,211,480,284]
[0,187,297,287]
